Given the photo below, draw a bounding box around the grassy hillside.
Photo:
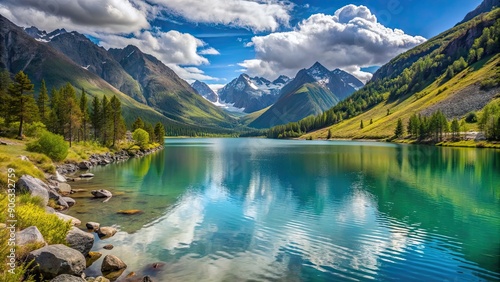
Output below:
[266,8,500,140]
[250,83,339,128]
[305,54,500,139]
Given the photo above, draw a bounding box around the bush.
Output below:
[132,128,149,149]
[465,112,478,123]
[24,122,47,137]
[26,130,69,161]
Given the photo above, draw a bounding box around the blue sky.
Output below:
[0,0,483,87]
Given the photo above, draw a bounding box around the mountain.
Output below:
[296,7,500,140]
[108,45,236,128]
[24,26,67,42]
[45,30,145,103]
[218,74,290,113]
[460,0,499,23]
[249,62,363,128]
[191,80,218,102]
[0,14,180,128]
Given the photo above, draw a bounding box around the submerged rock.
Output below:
[117,209,142,215]
[27,244,86,279]
[86,222,100,230]
[97,227,117,239]
[91,189,112,198]
[103,244,114,250]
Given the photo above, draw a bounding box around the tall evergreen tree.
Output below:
[110,95,125,147]
[0,70,11,120]
[48,87,62,134]
[37,79,50,124]
[394,118,404,138]
[144,122,155,143]
[61,83,81,147]
[154,122,166,143]
[79,89,90,142]
[91,96,102,141]
[101,96,112,145]
[132,117,145,131]
[8,71,36,138]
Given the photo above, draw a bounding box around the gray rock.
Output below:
[80,173,94,178]
[16,226,45,246]
[53,171,67,183]
[27,244,86,279]
[97,227,117,239]
[58,183,72,194]
[101,255,127,273]
[91,190,112,198]
[50,274,86,282]
[78,161,92,170]
[85,222,100,230]
[62,197,76,207]
[55,212,81,226]
[16,175,49,206]
[20,155,30,161]
[66,227,94,256]
[56,197,69,209]
[142,276,153,282]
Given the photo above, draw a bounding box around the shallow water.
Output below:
[66,138,500,281]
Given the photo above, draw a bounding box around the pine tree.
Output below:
[91,96,102,141]
[47,87,61,134]
[132,117,145,131]
[451,118,460,140]
[37,79,50,125]
[154,122,166,143]
[61,83,82,147]
[79,89,90,142]
[327,129,332,139]
[360,120,364,129]
[101,96,112,145]
[370,118,373,125]
[8,71,36,138]
[394,118,404,138]
[110,95,125,147]
[144,122,155,144]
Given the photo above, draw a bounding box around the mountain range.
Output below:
[0,20,237,132]
[218,74,291,113]
[191,80,218,103]
[249,62,364,128]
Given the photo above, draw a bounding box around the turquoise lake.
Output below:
[66,138,500,281]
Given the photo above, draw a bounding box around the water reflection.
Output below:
[68,139,500,281]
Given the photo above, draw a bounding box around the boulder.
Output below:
[142,276,153,282]
[78,161,92,170]
[16,175,49,206]
[58,183,72,194]
[20,155,30,161]
[16,226,45,246]
[85,222,100,230]
[53,171,68,183]
[80,173,94,178]
[66,227,94,256]
[62,197,76,207]
[97,227,117,239]
[55,212,81,226]
[91,190,112,198]
[101,255,127,273]
[86,277,110,282]
[50,274,86,282]
[56,197,69,210]
[27,244,86,279]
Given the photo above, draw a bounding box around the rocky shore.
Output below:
[14,145,164,282]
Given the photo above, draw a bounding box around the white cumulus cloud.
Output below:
[0,0,149,34]
[148,0,292,32]
[239,5,426,82]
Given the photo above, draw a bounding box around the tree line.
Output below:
[0,70,167,147]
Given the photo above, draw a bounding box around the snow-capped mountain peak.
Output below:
[24,26,67,42]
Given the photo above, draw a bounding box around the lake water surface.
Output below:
[66,138,500,281]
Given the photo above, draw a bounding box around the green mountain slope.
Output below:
[0,14,190,129]
[109,45,237,129]
[267,8,500,139]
